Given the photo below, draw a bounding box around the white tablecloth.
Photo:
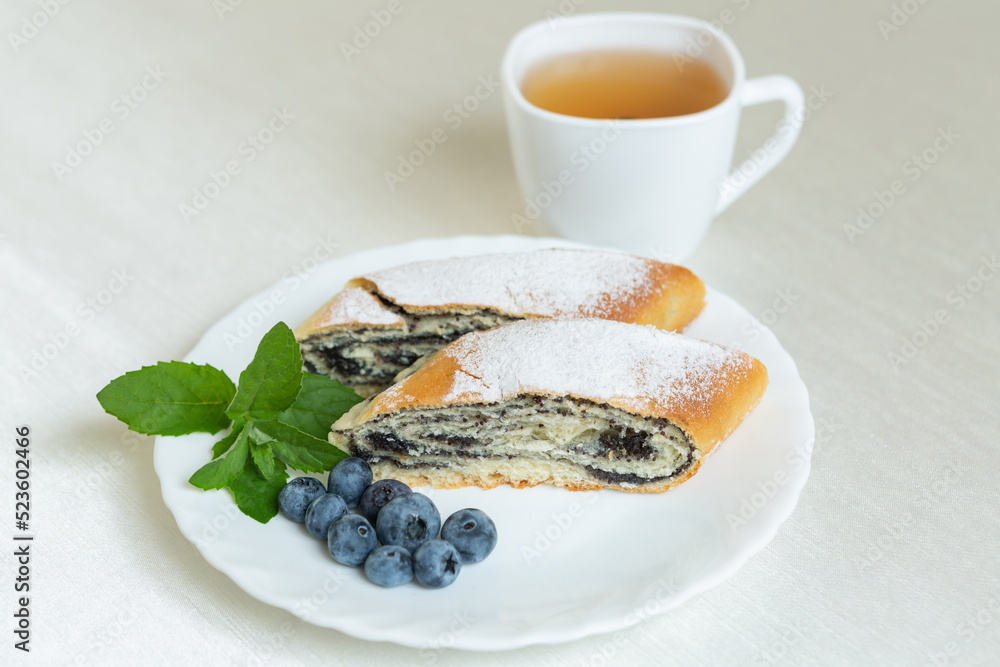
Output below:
[2,0,998,664]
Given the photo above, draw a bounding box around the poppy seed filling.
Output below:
[338,396,696,489]
[299,299,521,395]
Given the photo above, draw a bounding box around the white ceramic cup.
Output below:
[502,13,805,259]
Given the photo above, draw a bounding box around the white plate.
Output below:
[153,235,814,651]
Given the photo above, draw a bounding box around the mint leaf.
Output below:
[276,373,363,439]
[228,460,288,523]
[226,322,302,421]
[211,423,243,459]
[254,419,346,472]
[97,362,235,436]
[250,440,276,479]
[189,428,250,490]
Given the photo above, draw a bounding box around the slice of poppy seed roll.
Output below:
[329,318,768,493]
[294,248,706,397]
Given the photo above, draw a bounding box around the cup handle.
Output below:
[715,75,805,215]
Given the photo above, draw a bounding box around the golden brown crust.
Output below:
[610,262,706,331]
[331,319,768,494]
[347,355,767,467]
[294,249,706,341]
[345,260,705,328]
[670,356,769,463]
[349,340,767,459]
[292,287,405,340]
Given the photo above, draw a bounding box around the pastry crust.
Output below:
[331,318,768,493]
[293,287,406,337]
[294,249,706,397]
[294,248,706,340]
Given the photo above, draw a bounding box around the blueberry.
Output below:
[327,514,377,566]
[304,493,349,539]
[358,479,412,524]
[413,539,462,589]
[327,457,373,508]
[440,508,497,564]
[375,493,441,553]
[364,545,413,587]
[278,477,326,523]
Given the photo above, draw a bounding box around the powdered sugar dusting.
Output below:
[359,249,663,317]
[315,287,404,328]
[440,318,754,414]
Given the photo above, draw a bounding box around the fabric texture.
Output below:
[1,0,997,665]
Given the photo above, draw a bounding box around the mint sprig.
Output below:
[97,322,364,523]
